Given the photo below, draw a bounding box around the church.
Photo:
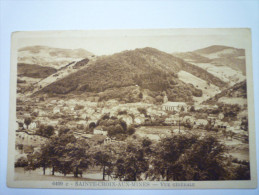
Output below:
[161,94,187,112]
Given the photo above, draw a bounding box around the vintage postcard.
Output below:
[7,29,257,189]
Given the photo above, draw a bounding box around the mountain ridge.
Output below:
[18,45,94,69]
[32,47,228,103]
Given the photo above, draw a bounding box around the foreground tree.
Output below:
[92,144,114,180]
[65,139,92,177]
[113,140,149,181]
[179,135,233,180]
[148,134,198,181]
[37,125,55,138]
[24,117,32,129]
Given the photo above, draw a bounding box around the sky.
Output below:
[16,29,251,55]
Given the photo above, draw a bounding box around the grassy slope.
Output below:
[194,45,246,75]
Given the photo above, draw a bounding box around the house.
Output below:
[194,104,218,111]
[93,128,108,136]
[38,110,46,117]
[53,106,61,114]
[73,132,93,139]
[208,114,218,121]
[218,113,224,120]
[164,117,179,125]
[50,100,57,104]
[162,102,187,112]
[118,115,133,125]
[134,117,145,125]
[215,121,229,130]
[28,122,37,130]
[195,119,208,126]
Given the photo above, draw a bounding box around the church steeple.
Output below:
[163,94,168,103]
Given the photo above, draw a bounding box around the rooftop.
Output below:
[162,102,187,107]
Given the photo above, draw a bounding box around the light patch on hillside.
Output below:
[190,62,245,86]
[18,46,93,69]
[18,51,82,69]
[218,97,247,106]
[178,70,221,104]
[200,48,236,59]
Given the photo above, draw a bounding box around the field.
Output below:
[190,63,245,86]
[178,70,221,103]
[15,167,104,181]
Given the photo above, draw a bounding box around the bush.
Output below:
[15,157,28,167]
[127,126,136,135]
[37,125,55,137]
[192,89,203,97]
[118,110,128,115]
[137,107,147,116]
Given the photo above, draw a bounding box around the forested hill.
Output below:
[18,63,57,79]
[34,47,226,102]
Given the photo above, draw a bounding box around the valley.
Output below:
[14,45,250,181]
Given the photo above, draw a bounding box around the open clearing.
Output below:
[178,70,221,104]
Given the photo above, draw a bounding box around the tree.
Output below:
[127,125,136,135]
[138,92,143,99]
[147,134,198,181]
[65,139,91,177]
[234,164,250,180]
[26,145,51,175]
[119,119,127,131]
[181,136,232,180]
[24,117,32,129]
[37,125,55,138]
[45,125,55,137]
[89,122,96,129]
[190,106,195,112]
[27,131,78,176]
[113,140,149,181]
[114,158,126,181]
[92,145,114,180]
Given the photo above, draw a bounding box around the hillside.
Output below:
[194,45,246,75]
[203,80,247,105]
[178,70,221,104]
[173,52,211,63]
[194,45,243,55]
[35,47,221,102]
[18,63,57,78]
[180,60,226,88]
[18,45,93,69]
[173,45,246,86]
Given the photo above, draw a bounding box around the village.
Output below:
[15,91,249,174]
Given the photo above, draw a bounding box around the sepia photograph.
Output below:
[7,29,256,189]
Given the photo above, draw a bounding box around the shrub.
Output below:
[118,110,128,115]
[15,157,28,167]
[137,107,147,116]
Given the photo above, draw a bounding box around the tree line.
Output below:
[22,129,250,181]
